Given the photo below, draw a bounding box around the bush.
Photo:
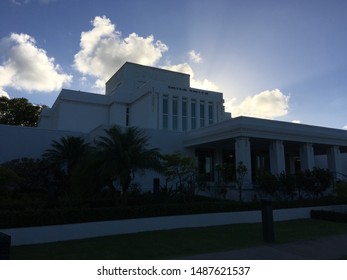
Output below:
[311,210,347,223]
[335,181,347,199]
[255,170,279,197]
[255,168,333,200]
[0,196,345,229]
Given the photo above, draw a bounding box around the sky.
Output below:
[1,0,347,130]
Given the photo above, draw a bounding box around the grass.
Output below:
[10,219,347,260]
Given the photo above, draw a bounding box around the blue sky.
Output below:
[1,0,346,129]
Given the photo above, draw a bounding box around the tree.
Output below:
[236,161,248,202]
[94,126,162,199]
[43,136,90,179]
[162,152,196,201]
[2,158,53,194]
[0,96,46,127]
[0,165,20,188]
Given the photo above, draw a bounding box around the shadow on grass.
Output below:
[11,219,347,260]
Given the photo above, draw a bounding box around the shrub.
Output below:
[255,170,279,197]
[335,181,347,199]
[311,210,347,223]
[0,196,344,229]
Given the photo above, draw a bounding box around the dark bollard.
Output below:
[261,199,275,243]
[0,232,11,260]
[153,178,160,195]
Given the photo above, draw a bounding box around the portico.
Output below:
[184,116,347,185]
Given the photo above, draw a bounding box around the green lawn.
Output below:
[11,219,347,260]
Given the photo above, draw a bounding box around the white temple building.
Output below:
[1,62,347,196]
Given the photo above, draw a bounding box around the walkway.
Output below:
[184,234,347,260]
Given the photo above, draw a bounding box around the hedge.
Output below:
[311,210,347,223]
[1,197,346,229]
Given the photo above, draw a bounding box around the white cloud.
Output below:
[10,0,29,5]
[343,125,347,130]
[292,120,301,124]
[188,50,202,63]
[162,63,219,91]
[73,16,168,91]
[0,88,10,98]
[0,33,72,93]
[225,89,289,119]
[10,0,55,5]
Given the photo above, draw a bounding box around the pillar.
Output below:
[300,143,315,171]
[327,146,342,180]
[235,137,252,185]
[269,140,285,175]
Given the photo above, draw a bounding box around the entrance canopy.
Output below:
[184,116,347,183]
[184,116,347,151]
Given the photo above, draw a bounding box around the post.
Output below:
[153,178,160,195]
[261,199,275,243]
[0,232,11,260]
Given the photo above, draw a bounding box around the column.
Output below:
[300,143,315,171]
[269,140,285,175]
[327,146,342,180]
[235,137,252,185]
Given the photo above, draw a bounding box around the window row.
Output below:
[162,96,215,131]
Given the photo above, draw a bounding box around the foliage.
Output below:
[255,170,279,198]
[311,210,347,224]
[43,136,90,178]
[277,172,297,200]
[255,168,334,200]
[1,196,344,229]
[335,181,347,198]
[94,126,162,199]
[162,152,196,201]
[2,158,55,194]
[0,96,46,127]
[215,162,235,183]
[236,161,248,201]
[0,165,20,187]
[42,136,91,200]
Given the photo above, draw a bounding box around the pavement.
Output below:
[183,234,347,260]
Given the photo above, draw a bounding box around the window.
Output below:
[182,98,187,131]
[172,97,178,130]
[200,101,205,127]
[191,100,196,130]
[196,150,214,182]
[208,102,213,125]
[126,106,130,126]
[163,96,168,129]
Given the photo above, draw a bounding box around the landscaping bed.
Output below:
[311,209,347,223]
[1,196,346,229]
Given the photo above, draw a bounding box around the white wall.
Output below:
[109,102,127,126]
[130,93,157,129]
[57,101,109,132]
[0,125,86,163]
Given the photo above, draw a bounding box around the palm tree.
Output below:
[94,126,162,197]
[43,136,90,178]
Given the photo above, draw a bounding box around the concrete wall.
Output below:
[0,125,86,163]
[109,102,127,126]
[2,204,346,246]
[57,101,109,133]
